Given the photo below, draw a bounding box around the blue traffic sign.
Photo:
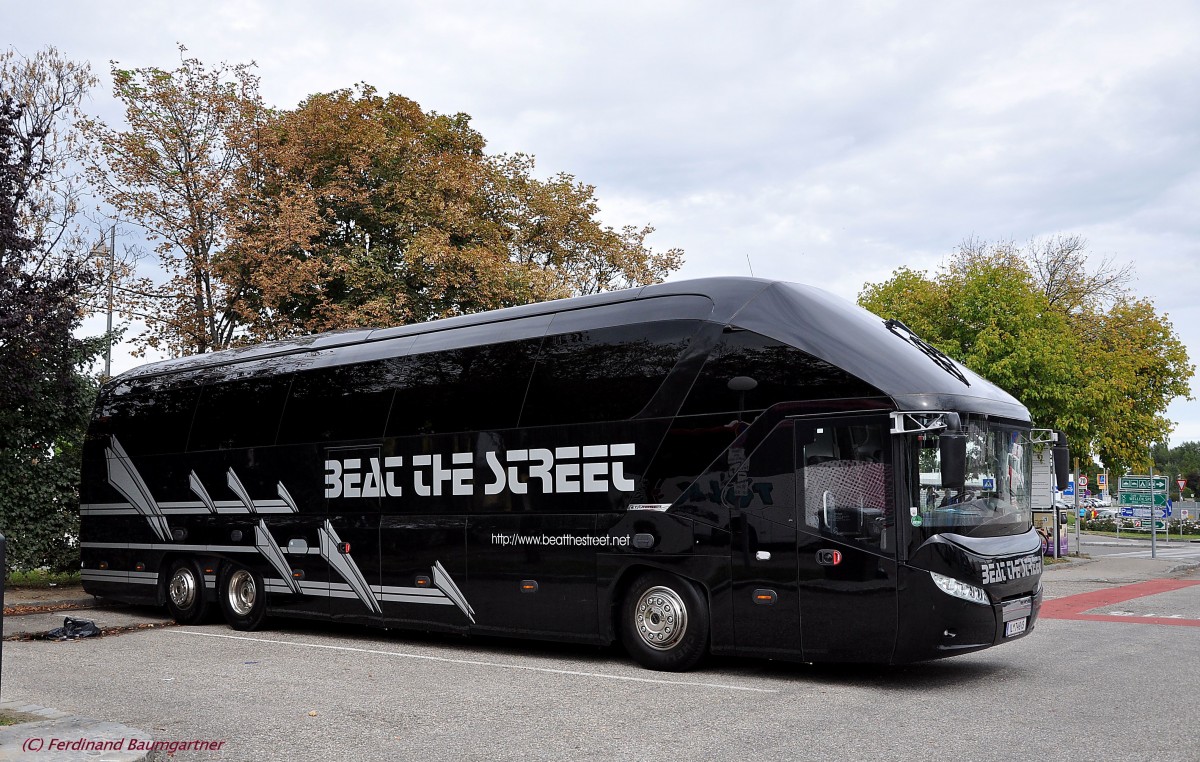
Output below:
[1119,507,1171,519]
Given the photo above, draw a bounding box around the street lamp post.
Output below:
[104,225,115,379]
[1150,459,1157,559]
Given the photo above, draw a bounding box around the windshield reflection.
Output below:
[910,420,1032,538]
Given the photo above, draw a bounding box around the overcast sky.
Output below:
[11,1,1200,447]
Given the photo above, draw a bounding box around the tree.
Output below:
[1024,234,1133,312]
[1155,441,1200,500]
[83,46,265,354]
[0,46,98,289]
[222,85,682,341]
[1,80,100,571]
[499,155,682,297]
[859,238,1192,472]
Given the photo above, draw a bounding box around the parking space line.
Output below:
[171,629,779,693]
[1040,579,1200,627]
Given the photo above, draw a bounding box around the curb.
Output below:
[1167,560,1200,575]
[2,597,112,615]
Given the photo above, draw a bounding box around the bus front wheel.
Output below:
[164,558,208,625]
[621,572,709,671]
[219,564,267,631]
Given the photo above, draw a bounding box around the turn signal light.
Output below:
[752,589,777,605]
[415,576,431,588]
[520,580,539,593]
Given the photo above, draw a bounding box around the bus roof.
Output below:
[111,276,1028,421]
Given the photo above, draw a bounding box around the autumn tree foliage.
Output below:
[1,48,102,571]
[88,57,683,352]
[83,47,265,355]
[222,85,682,341]
[859,237,1193,472]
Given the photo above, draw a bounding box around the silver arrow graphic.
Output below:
[105,437,171,542]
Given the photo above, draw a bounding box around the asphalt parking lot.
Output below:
[3,554,1198,761]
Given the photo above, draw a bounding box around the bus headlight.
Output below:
[930,571,989,605]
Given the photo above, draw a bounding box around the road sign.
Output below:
[1119,491,1168,507]
[1119,507,1169,519]
[1183,508,1190,520]
[1129,519,1168,531]
[1079,475,1088,488]
[1118,475,1168,492]
[1178,479,1187,493]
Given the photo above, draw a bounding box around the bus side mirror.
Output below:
[1052,430,1070,492]
[940,433,967,490]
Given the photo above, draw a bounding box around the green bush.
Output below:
[1080,517,1200,535]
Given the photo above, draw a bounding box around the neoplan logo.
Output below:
[324,443,637,499]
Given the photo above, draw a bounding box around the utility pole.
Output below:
[104,225,115,379]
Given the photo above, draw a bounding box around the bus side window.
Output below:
[519,321,698,427]
[187,375,293,451]
[802,423,893,552]
[726,422,796,517]
[679,331,878,418]
[279,362,397,444]
[96,376,202,455]
[386,339,542,437]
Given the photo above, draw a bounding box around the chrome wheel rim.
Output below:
[635,586,688,651]
[168,566,197,609]
[227,569,256,617]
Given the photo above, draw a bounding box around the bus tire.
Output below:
[164,558,208,625]
[219,564,267,631]
[621,572,709,671]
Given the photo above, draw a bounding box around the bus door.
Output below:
[324,445,383,625]
[251,445,330,621]
[728,420,802,657]
[794,416,898,662]
[376,444,473,634]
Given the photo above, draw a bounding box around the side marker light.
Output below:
[752,589,777,605]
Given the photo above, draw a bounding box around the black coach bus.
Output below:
[80,277,1068,671]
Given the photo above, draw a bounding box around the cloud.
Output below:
[11,0,1200,444]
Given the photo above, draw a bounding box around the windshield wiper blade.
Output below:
[884,319,970,386]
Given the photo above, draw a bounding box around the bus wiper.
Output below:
[883,319,970,386]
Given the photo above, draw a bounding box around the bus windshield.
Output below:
[909,419,1032,539]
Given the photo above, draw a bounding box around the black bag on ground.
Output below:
[44,616,101,640]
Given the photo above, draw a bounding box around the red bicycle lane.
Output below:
[1039,579,1200,627]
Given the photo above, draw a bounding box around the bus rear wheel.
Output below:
[219,564,267,631]
[621,572,709,671]
[164,558,208,625]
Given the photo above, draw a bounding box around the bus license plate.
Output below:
[1005,618,1027,637]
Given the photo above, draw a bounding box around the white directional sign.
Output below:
[1119,475,1168,492]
